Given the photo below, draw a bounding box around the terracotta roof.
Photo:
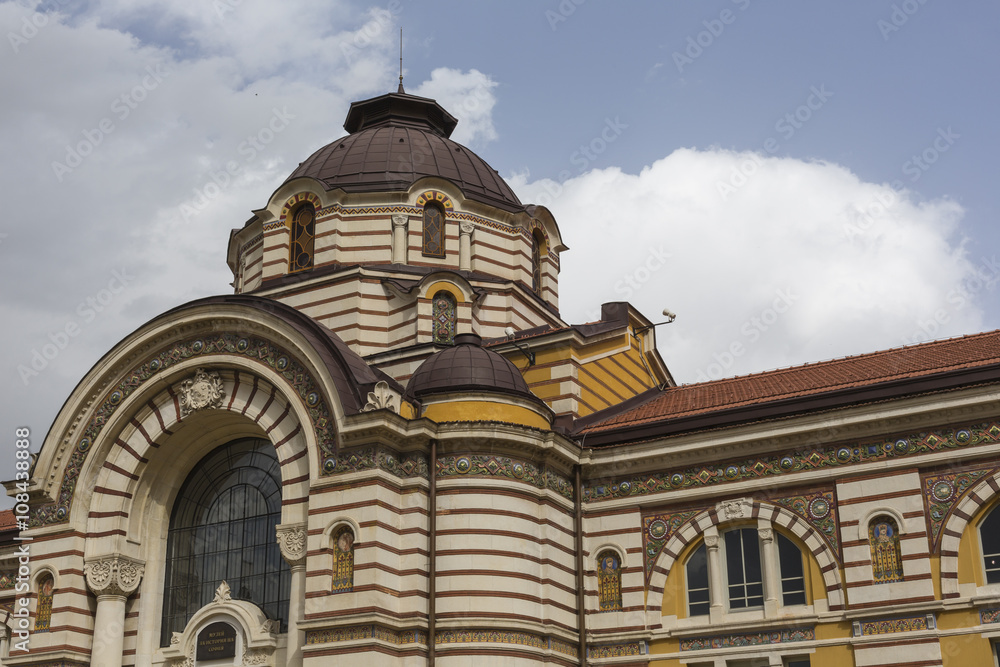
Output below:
[581,330,1000,437]
[284,92,523,213]
[0,510,17,533]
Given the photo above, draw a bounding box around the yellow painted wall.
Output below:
[941,632,994,665]
[422,399,550,430]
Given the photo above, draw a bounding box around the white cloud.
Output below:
[508,149,985,383]
[410,67,499,147]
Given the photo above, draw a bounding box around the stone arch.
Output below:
[84,360,315,549]
[939,470,1000,598]
[645,500,845,622]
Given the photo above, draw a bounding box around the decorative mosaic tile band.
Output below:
[306,624,426,646]
[855,614,931,636]
[642,508,705,579]
[238,232,264,256]
[588,640,646,658]
[981,608,1000,624]
[35,332,337,526]
[0,571,16,590]
[305,626,577,657]
[924,465,997,551]
[324,445,429,479]
[437,454,574,500]
[680,627,814,651]
[586,422,1000,502]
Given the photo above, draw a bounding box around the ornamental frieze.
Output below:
[437,454,574,500]
[585,421,1000,502]
[32,332,338,527]
[680,627,814,651]
[324,445,428,479]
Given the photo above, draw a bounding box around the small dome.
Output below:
[284,92,523,213]
[405,333,533,399]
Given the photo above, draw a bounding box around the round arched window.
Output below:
[160,438,289,646]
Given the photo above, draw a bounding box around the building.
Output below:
[2,85,1000,667]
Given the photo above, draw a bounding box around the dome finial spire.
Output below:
[397,27,405,94]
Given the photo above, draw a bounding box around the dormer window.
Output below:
[289,203,315,272]
[423,202,445,258]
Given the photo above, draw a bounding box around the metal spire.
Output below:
[397,28,405,93]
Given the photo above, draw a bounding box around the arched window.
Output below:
[332,527,355,593]
[160,438,290,646]
[980,505,1000,584]
[869,516,904,584]
[596,550,622,612]
[422,203,445,257]
[432,291,457,345]
[531,230,544,296]
[289,203,315,272]
[34,573,53,633]
[684,527,806,617]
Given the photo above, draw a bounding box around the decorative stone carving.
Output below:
[276,524,307,567]
[704,535,719,548]
[85,556,144,598]
[243,648,270,665]
[362,381,398,413]
[391,213,408,228]
[459,221,475,236]
[717,497,752,521]
[213,580,232,604]
[179,368,225,417]
[260,619,279,635]
[759,528,774,542]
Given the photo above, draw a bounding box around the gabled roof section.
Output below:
[578,330,1000,444]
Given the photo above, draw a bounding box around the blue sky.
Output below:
[1,0,998,502]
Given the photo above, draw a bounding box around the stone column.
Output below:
[704,528,724,623]
[392,214,409,264]
[84,556,144,667]
[277,523,308,667]
[458,222,475,271]
[758,524,780,616]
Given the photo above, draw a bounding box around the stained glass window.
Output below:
[423,203,445,257]
[289,203,315,272]
[531,231,543,295]
[34,574,53,633]
[332,527,355,593]
[160,438,290,646]
[869,516,904,584]
[432,291,457,345]
[597,551,622,612]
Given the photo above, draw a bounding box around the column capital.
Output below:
[276,523,308,567]
[391,213,409,228]
[85,556,144,598]
[459,221,475,236]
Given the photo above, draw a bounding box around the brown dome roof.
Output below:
[405,333,533,399]
[284,92,523,213]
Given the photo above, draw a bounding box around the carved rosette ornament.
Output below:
[459,221,475,237]
[179,368,226,417]
[85,556,144,598]
[276,524,307,567]
[362,381,399,414]
[243,648,270,665]
[391,213,408,228]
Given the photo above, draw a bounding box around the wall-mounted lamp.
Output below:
[504,326,535,366]
[635,308,677,334]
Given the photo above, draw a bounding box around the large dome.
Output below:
[405,333,533,400]
[284,91,523,213]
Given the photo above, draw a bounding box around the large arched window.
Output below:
[981,505,1000,584]
[160,438,290,646]
[289,203,315,272]
[422,202,445,257]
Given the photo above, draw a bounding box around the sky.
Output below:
[2,1,999,505]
